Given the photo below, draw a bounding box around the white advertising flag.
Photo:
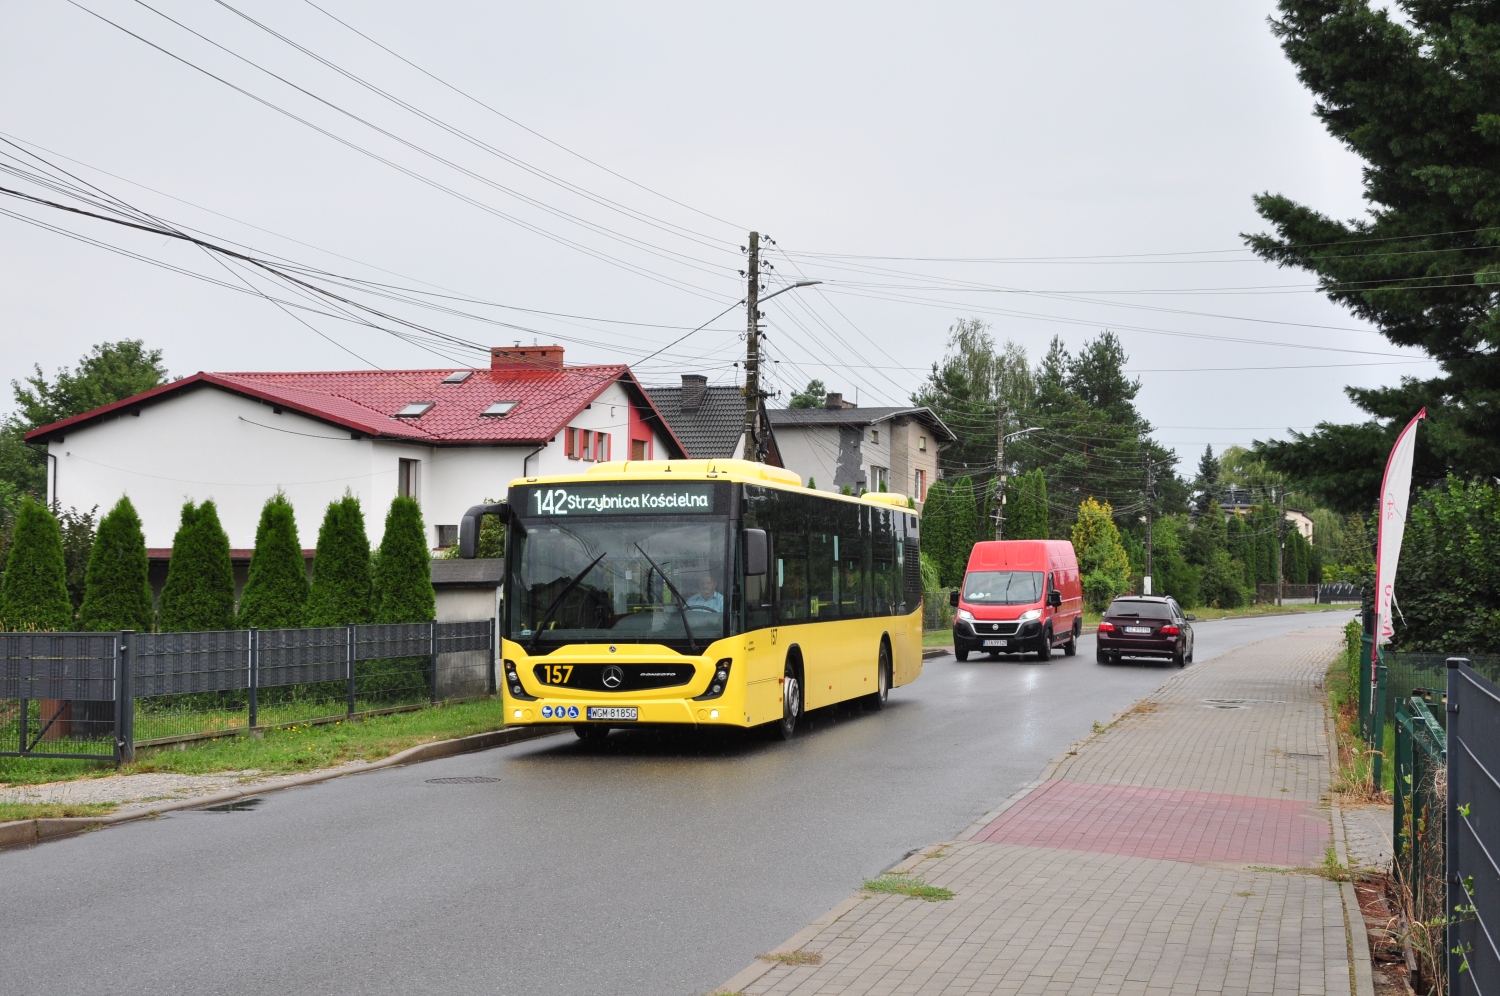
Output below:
[1374,409,1426,645]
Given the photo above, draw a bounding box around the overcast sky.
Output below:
[0,1,1431,465]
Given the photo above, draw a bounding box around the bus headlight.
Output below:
[694,659,734,700]
[503,659,537,700]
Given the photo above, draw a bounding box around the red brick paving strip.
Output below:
[974,779,1330,866]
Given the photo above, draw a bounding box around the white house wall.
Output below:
[46,380,675,552]
[773,426,841,491]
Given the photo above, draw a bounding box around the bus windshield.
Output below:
[507,517,729,648]
[962,570,1044,605]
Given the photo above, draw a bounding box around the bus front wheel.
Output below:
[773,662,802,740]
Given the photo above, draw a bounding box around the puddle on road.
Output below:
[198,797,263,813]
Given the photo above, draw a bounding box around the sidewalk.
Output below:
[719,626,1369,996]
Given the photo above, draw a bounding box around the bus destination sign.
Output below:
[525,483,716,517]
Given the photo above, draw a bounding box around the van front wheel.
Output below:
[1062,621,1078,657]
[1036,629,1053,662]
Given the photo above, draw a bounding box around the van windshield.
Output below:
[962,570,1044,605]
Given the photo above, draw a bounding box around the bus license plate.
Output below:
[983,639,1008,647]
[1124,626,1152,635]
[587,706,638,721]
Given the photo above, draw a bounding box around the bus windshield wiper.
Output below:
[528,552,607,654]
[634,544,699,655]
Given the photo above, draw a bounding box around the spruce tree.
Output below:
[236,493,309,629]
[306,494,373,626]
[372,496,435,624]
[0,499,74,630]
[158,500,235,631]
[78,496,153,632]
[919,479,952,587]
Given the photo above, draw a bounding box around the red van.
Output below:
[948,540,1084,662]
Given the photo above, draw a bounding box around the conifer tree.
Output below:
[306,494,373,626]
[372,496,435,624]
[158,500,235,631]
[236,493,308,629]
[919,479,952,587]
[0,499,73,630]
[78,496,153,631]
[1005,469,1050,540]
[945,477,978,586]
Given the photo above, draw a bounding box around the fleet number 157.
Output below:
[542,664,574,684]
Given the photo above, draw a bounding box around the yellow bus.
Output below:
[459,459,924,740]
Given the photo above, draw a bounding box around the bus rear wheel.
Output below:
[864,642,892,711]
[573,724,610,742]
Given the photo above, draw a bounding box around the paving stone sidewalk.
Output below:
[721,627,1368,996]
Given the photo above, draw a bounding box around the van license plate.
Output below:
[982,639,1008,647]
[587,706,638,721]
[1124,626,1151,635]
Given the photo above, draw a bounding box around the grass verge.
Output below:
[757,950,822,966]
[862,872,954,901]
[0,696,518,789]
[0,800,119,821]
[1326,619,1392,802]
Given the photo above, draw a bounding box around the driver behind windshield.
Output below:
[686,574,723,613]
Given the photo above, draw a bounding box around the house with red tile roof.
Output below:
[25,346,686,574]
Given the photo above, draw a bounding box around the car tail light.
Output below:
[1161,625,1180,636]
[1096,621,1115,633]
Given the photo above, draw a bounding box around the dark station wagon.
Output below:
[1096,595,1195,667]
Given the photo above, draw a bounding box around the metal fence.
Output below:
[1,620,495,764]
[1448,658,1500,995]
[1393,693,1446,984]
[923,590,955,631]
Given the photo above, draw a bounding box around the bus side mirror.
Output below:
[1048,590,1062,608]
[949,590,960,608]
[743,529,769,576]
[459,502,510,559]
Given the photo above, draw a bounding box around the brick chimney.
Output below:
[680,374,708,412]
[825,392,856,409]
[491,345,564,370]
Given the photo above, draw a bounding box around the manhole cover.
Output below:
[425,776,501,784]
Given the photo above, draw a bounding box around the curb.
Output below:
[0,724,561,851]
[1325,687,1377,996]
[717,893,868,994]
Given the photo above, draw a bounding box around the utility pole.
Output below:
[1144,459,1154,595]
[742,231,762,462]
[994,402,1006,540]
[1276,485,1286,607]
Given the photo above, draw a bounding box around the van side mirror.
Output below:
[742,528,769,576]
[1047,589,1062,608]
[458,502,510,559]
[949,590,960,608]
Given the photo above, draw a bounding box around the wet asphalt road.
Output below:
[0,610,1351,996]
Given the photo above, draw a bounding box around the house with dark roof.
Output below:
[767,394,954,506]
[644,374,783,466]
[25,345,686,564]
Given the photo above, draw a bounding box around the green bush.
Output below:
[236,493,308,629]
[919,551,940,593]
[1390,477,1500,653]
[1198,549,1247,609]
[373,496,435,624]
[306,494,373,626]
[1073,497,1130,610]
[78,496,153,631]
[0,499,74,630]
[158,500,235,632]
[1150,515,1198,608]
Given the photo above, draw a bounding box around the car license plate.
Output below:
[1124,626,1152,635]
[982,639,1008,647]
[586,706,638,721]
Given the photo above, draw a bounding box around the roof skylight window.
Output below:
[481,401,518,417]
[394,402,435,418]
[441,371,473,384]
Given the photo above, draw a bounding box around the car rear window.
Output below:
[1106,600,1173,619]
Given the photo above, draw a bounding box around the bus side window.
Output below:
[775,491,809,624]
[837,502,865,618]
[901,513,922,611]
[809,527,836,620]
[871,508,895,616]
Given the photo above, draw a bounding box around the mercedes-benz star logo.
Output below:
[602,665,624,689]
